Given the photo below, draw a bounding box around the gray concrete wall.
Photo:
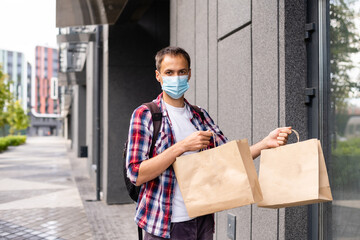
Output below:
[86,42,96,179]
[282,1,309,239]
[63,116,68,139]
[71,84,87,158]
[252,0,281,238]
[102,0,169,204]
[170,0,308,239]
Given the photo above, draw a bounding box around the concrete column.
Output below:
[86,42,96,177]
[177,0,196,104]
[251,0,280,239]
[67,115,71,140]
[282,1,309,239]
[63,116,68,139]
[72,84,87,158]
[195,0,208,109]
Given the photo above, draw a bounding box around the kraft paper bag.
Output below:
[257,136,333,208]
[173,139,263,218]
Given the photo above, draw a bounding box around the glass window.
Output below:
[7,51,13,62]
[329,0,360,239]
[17,53,22,65]
[7,63,12,76]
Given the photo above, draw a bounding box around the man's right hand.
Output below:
[179,130,213,152]
[136,130,212,186]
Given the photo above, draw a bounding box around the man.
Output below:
[126,46,291,239]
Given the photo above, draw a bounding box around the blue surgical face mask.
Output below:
[161,75,189,99]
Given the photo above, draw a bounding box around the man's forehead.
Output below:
[163,54,187,62]
[160,54,189,69]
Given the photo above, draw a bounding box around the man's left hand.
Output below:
[265,127,292,148]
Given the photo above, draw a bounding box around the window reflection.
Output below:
[330,0,360,239]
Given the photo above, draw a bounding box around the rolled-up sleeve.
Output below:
[126,105,153,185]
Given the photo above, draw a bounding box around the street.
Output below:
[0,137,137,240]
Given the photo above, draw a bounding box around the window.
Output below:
[17,53,22,66]
[328,0,360,239]
[7,52,13,62]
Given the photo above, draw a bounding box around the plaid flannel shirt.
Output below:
[126,93,228,238]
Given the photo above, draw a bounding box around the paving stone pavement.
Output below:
[66,141,138,240]
[0,137,138,240]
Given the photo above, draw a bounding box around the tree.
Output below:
[0,67,12,132]
[6,100,30,135]
[330,0,360,113]
[329,0,360,193]
[330,0,360,137]
[0,67,30,135]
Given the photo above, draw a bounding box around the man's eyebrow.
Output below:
[162,68,188,72]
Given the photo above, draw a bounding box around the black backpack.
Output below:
[123,102,162,202]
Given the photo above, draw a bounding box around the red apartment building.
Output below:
[28,46,61,136]
[35,46,59,114]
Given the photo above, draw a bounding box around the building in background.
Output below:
[26,62,32,112]
[25,62,32,136]
[0,49,27,111]
[27,46,62,136]
[34,46,59,115]
[55,0,360,239]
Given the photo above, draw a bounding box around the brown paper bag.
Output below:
[257,138,333,208]
[173,139,263,218]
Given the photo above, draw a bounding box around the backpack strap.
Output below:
[143,102,162,157]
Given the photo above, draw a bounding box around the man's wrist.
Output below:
[261,137,271,150]
[174,140,187,156]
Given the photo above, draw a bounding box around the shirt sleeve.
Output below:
[126,105,153,185]
[199,108,228,147]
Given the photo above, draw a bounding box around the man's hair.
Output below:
[155,46,191,71]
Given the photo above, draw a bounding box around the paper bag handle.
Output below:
[211,132,217,147]
[292,129,300,142]
[200,131,217,151]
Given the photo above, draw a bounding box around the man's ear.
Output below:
[155,70,161,83]
[188,69,191,81]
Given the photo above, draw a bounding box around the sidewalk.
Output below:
[0,136,137,240]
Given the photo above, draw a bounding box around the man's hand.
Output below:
[264,127,292,148]
[179,130,213,152]
[136,130,212,186]
[250,127,292,159]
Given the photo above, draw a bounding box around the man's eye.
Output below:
[165,72,172,75]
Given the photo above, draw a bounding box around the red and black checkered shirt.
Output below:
[126,93,228,238]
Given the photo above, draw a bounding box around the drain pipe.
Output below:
[94,25,103,201]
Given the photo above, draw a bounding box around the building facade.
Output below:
[34,46,59,115]
[56,0,360,239]
[28,46,62,136]
[27,62,32,112]
[0,49,27,111]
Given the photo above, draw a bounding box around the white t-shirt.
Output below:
[164,102,198,223]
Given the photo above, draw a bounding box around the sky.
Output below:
[0,0,58,67]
